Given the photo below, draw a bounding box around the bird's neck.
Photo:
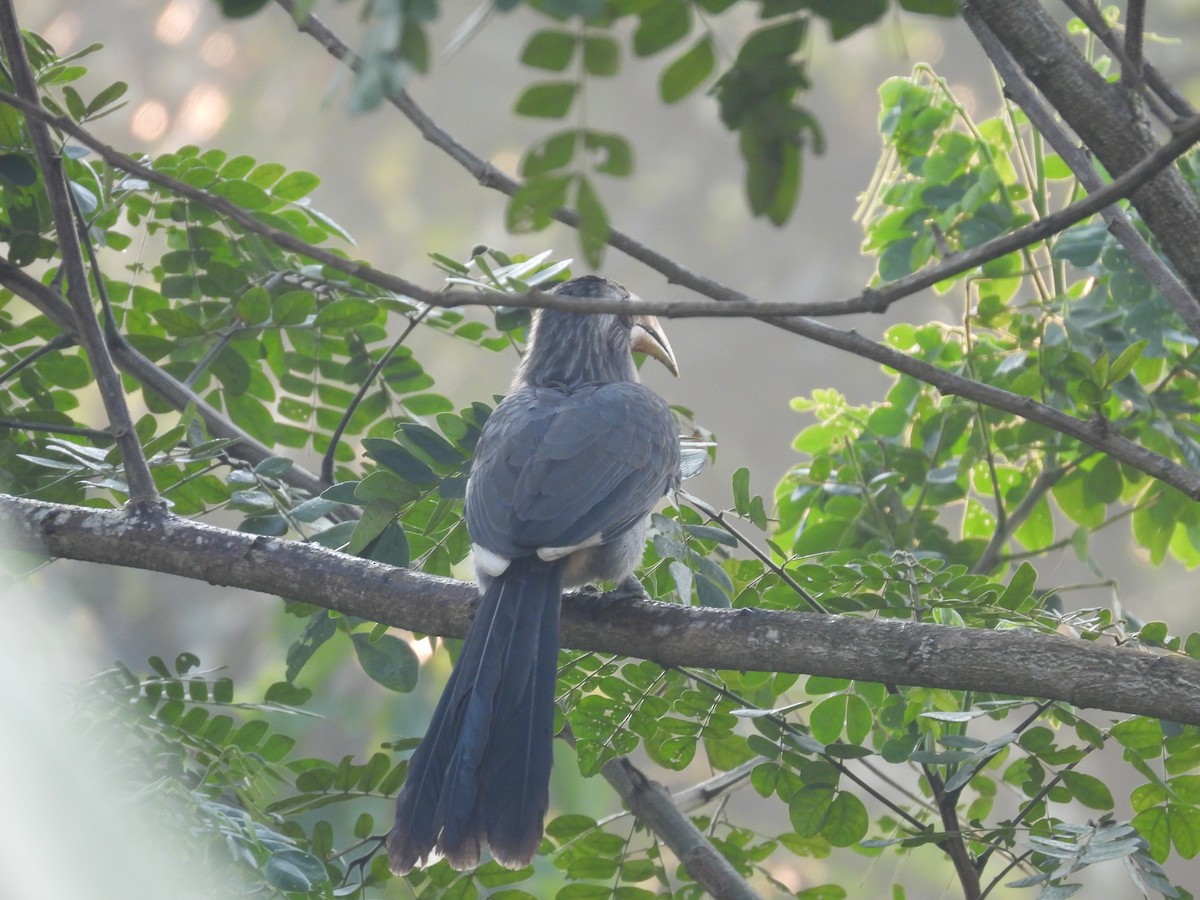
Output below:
[516,310,638,388]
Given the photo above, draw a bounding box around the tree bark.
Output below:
[5,495,1200,726]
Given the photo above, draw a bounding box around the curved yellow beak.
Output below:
[631,314,679,377]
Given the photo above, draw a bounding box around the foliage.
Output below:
[3,4,1200,900]
[290,0,960,265]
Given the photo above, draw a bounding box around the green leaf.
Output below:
[0,153,38,187]
[1172,804,1200,859]
[634,0,691,57]
[347,498,398,555]
[404,392,454,415]
[521,130,577,178]
[521,30,576,71]
[1107,339,1149,386]
[1060,770,1114,810]
[364,521,410,567]
[272,170,321,201]
[515,82,578,119]
[86,80,129,116]
[272,290,315,325]
[314,298,379,328]
[209,178,271,209]
[236,285,271,324]
[1134,806,1171,863]
[789,784,835,837]
[660,36,715,103]
[216,0,271,17]
[286,611,337,682]
[363,438,439,485]
[582,35,619,76]
[823,791,869,846]
[1051,223,1108,267]
[997,561,1037,610]
[507,173,573,233]
[254,456,294,479]
[351,632,418,692]
[574,175,609,267]
[582,131,633,177]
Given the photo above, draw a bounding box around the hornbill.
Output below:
[387,275,681,873]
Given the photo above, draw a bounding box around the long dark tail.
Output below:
[387,556,563,873]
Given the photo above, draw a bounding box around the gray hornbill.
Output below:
[387,275,681,873]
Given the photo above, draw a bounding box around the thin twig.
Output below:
[0,333,75,384]
[678,490,826,614]
[675,667,932,833]
[321,306,431,484]
[974,465,1071,574]
[1059,0,1194,119]
[0,418,112,440]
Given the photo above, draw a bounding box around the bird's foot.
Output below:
[569,575,650,615]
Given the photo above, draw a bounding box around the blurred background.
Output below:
[8,0,1200,896]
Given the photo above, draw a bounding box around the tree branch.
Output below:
[256,2,1200,502]
[9,21,1200,501]
[274,0,1200,321]
[599,756,761,899]
[1059,0,1195,119]
[968,0,1200,304]
[0,261,329,497]
[0,1,157,504]
[10,74,1198,324]
[962,5,1200,341]
[5,494,1200,725]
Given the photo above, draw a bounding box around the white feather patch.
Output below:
[472,544,512,577]
[537,533,603,561]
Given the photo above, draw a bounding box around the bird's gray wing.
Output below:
[465,382,680,559]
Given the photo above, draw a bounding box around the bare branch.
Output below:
[5,494,1200,726]
[14,76,1197,325]
[8,28,1200,502]
[0,1,157,503]
[1059,0,1195,118]
[1124,0,1147,85]
[600,756,762,900]
[274,0,1200,322]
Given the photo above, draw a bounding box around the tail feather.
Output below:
[479,570,562,865]
[387,556,563,873]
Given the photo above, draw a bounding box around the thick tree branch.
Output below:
[968,0,1200,304]
[961,5,1200,340]
[0,1,157,503]
[5,495,1200,726]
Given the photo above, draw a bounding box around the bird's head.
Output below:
[518,275,679,387]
